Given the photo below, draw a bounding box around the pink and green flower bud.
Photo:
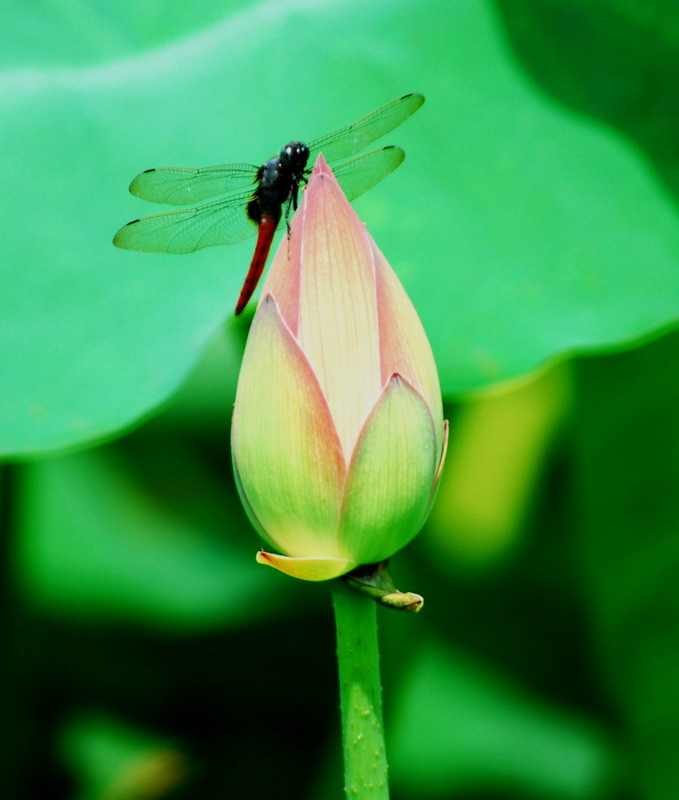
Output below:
[231,155,448,581]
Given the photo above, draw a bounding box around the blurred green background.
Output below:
[2,0,679,798]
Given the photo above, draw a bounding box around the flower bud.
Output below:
[231,156,447,581]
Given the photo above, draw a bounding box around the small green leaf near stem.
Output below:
[332,581,389,799]
[345,561,423,612]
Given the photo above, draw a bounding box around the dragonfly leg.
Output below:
[292,182,302,211]
[284,188,298,236]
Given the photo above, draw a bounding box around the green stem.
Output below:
[332,581,389,799]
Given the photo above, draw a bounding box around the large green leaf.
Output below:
[494,0,679,200]
[2,2,251,68]
[3,0,679,455]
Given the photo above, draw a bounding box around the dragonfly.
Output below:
[113,92,424,315]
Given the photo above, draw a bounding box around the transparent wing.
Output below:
[129,163,258,205]
[113,190,257,253]
[308,93,424,164]
[332,146,405,202]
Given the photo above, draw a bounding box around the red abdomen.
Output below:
[235,212,279,315]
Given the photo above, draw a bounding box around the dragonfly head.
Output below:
[280,142,310,176]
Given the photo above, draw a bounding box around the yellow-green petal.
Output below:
[231,295,346,559]
[338,374,438,565]
[256,551,357,581]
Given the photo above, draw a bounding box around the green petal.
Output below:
[338,374,438,565]
[256,551,356,581]
[231,296,346,559]
[374,243,444,450]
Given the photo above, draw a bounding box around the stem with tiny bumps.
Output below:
[332,582,389,799]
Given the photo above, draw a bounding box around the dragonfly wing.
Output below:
[331,146,405,202]
[308,93,424,164]
[129,163,258,205]
[113,191,256,253]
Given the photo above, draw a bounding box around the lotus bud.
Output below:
[231,155,448,581]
